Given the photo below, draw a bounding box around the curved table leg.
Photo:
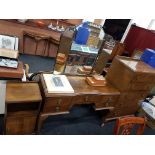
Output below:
[37,115,49,134]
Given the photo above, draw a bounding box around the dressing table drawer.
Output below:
[43,97,71,113]
[96,95,119,109]
[71,95,102,104]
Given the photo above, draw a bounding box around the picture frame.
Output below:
[0,35,19,50]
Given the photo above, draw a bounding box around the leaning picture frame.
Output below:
[0,35,18,50]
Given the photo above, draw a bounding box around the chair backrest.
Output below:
[114,116,145,135]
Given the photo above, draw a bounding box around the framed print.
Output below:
[0,35,18,50]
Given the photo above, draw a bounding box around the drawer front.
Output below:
[133,74,155,83]
[43,97,71,113]
[6,115,37,135]
[95,95,119,109]
[130,82,152,91]
[71,95,102,104]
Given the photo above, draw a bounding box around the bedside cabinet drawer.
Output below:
[6,115,37,135]
[43,97,71,113]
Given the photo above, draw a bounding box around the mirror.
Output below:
[54,22,105,76]
[64,42,99,75]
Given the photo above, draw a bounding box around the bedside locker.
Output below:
[5,82,42,135]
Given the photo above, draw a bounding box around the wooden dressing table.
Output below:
[3,56,155,134]
[38,56,155,132]
[38,74,120,131]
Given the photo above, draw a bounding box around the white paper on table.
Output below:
[43,74,74,93]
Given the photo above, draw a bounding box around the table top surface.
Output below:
[6,82,42,103]
[41,74,120,97]
[117,56,155,74]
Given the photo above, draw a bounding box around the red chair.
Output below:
[114,116,146,135]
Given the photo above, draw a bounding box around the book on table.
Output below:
[0,48,18,59]
[0,48,19,69]
[43,74,74,93]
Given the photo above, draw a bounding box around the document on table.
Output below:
[43,74,74,93]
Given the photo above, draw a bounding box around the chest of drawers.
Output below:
[105,56,155,120]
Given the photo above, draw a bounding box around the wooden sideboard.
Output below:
[38,74,120,131]
[0,20,71,57]
[0,19,82,57]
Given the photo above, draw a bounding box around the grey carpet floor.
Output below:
[19,54,55,73]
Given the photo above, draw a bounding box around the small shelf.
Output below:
[7,110,38,117]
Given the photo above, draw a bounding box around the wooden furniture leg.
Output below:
[37,115,49,134]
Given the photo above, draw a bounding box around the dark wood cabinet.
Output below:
[5,82,42,135]
[105,56,155,120]
[0,20,81,57]
[0,20,61,57]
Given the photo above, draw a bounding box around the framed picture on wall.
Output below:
[0,35,18,50]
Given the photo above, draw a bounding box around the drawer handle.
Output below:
[114,112,118,116]
[107,97,113,102]
[106,102,109,107]
[85,96,88,102]
[56,106,60,112]
[57,99,62,106]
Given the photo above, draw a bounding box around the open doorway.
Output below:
[103,19,131,41]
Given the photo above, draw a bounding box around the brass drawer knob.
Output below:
[56,106,60,112]
[85,96,88,102]
[114,112,118,116]
[107,97,113,102]
[106,102,109,107]
[57,99,62,106]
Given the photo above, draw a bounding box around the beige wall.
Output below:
[67,19,83,25]
[94,19,103,25]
